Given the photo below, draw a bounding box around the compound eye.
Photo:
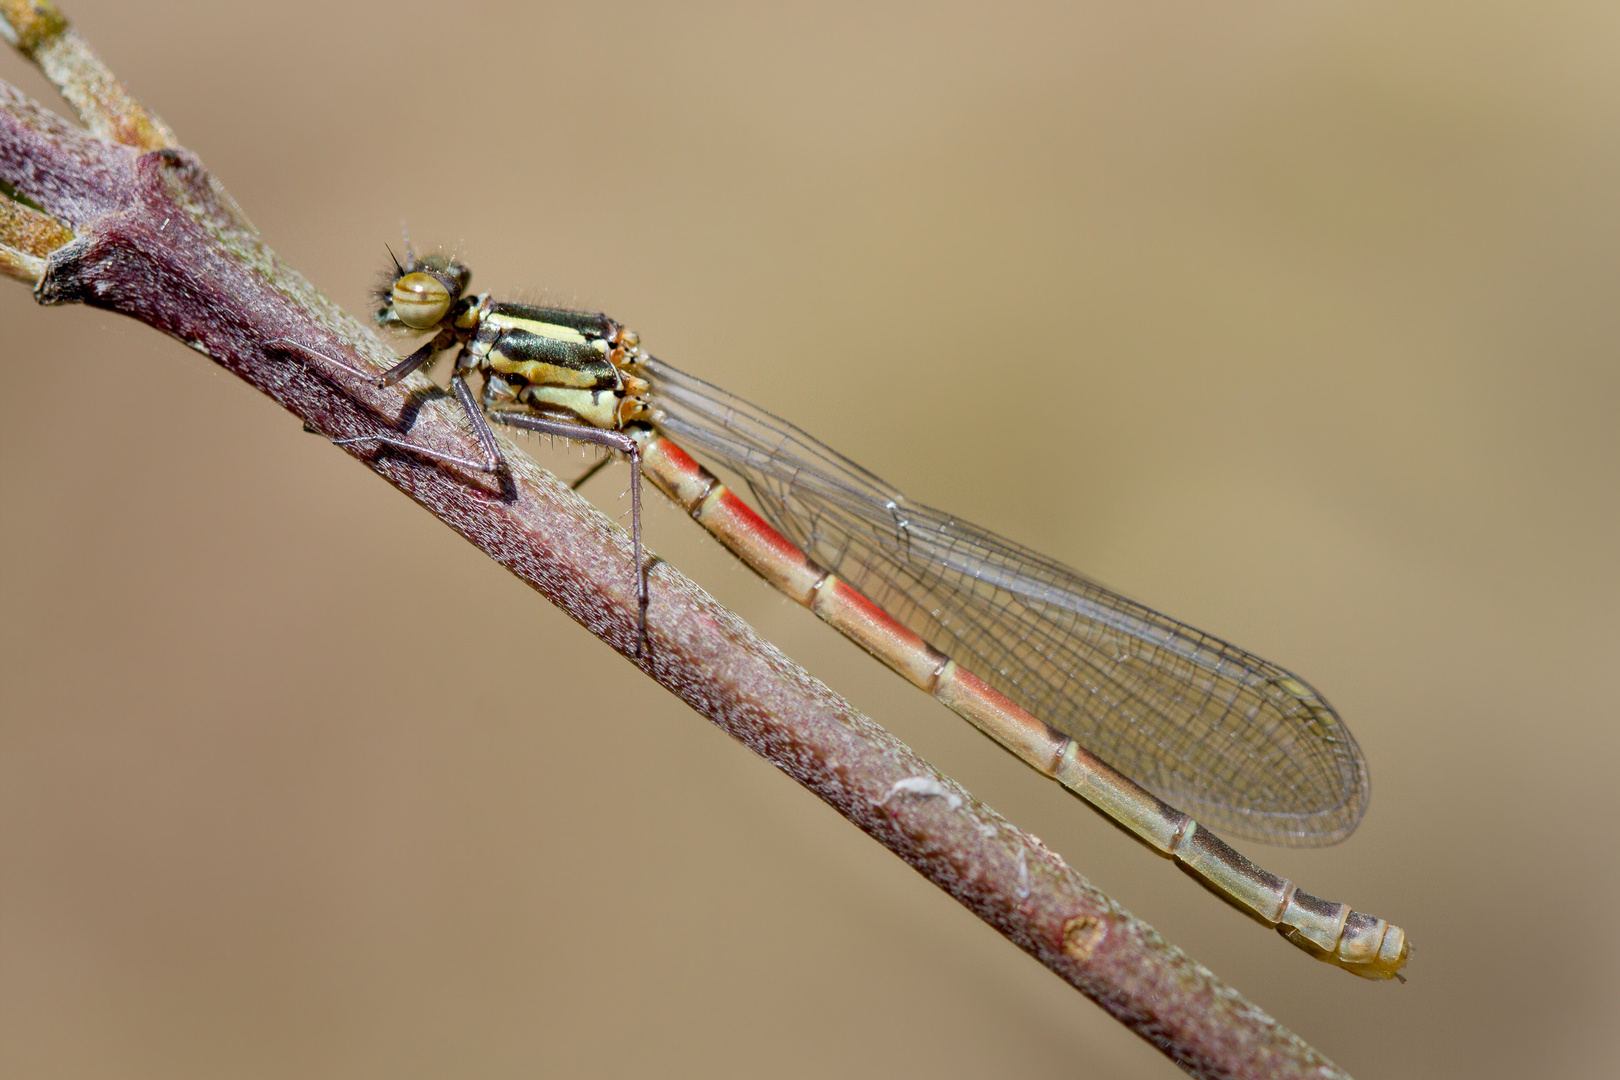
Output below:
[391,272,452,329]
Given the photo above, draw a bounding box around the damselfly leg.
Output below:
[488,412,646,655]
[268,337,500,474]
[268,333,651,656]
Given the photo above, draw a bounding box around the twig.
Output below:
[0,5,1350,1077]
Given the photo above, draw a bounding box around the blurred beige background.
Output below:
[2,2,1615,1077]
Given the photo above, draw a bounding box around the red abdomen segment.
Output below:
[635,430,1407,979]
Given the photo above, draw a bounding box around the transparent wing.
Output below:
[643,358,1369,846]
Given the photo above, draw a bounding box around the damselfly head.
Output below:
[374,249,471,331]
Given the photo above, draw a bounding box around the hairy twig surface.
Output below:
[0,5,1350,1077]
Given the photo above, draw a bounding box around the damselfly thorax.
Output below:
[380,252,653,434]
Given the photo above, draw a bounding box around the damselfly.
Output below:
[291,249,1408,979]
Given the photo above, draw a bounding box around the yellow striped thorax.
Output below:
[374,250,651,432]
[467,300,651,429]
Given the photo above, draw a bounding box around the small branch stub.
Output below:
[1063,914,1108,962]
[0,182,69,279]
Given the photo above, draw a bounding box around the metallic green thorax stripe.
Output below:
[491,302,617,340]
[477,305,618,391]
